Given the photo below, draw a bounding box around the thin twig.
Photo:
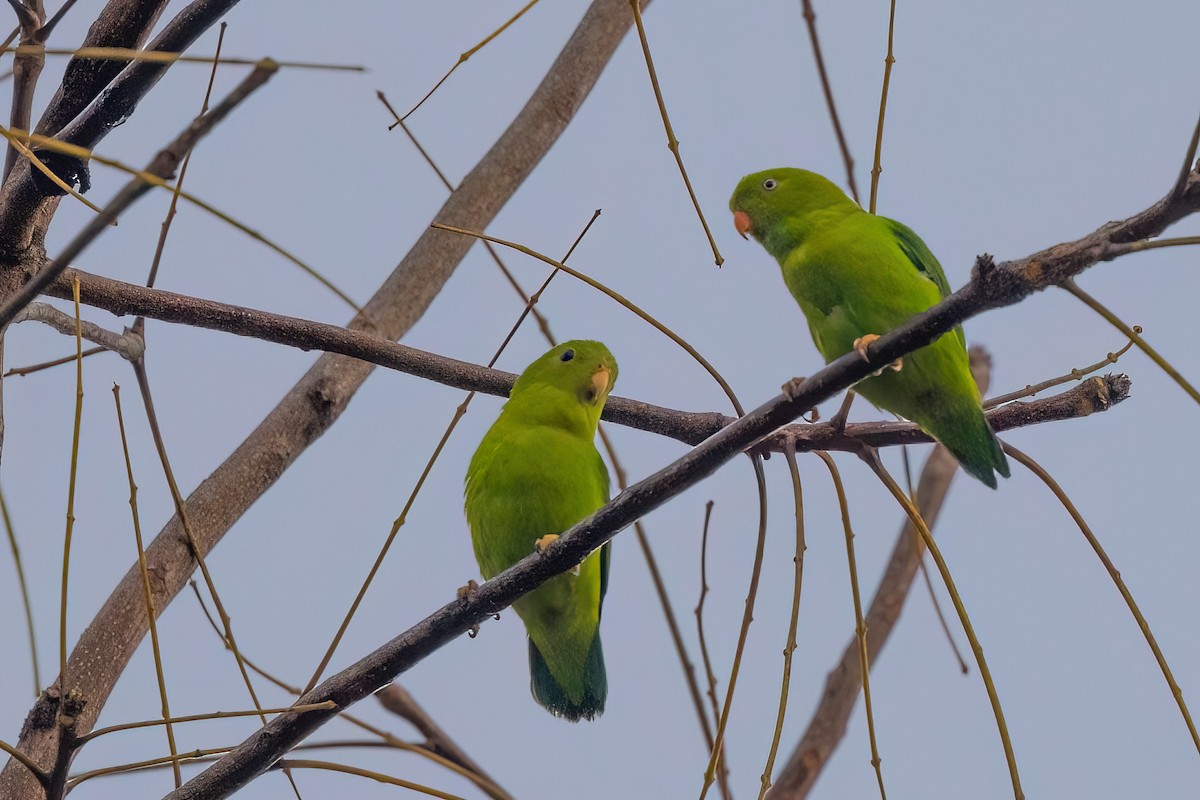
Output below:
[800,0,859,203]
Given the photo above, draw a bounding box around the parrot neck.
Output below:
[504,385,599,440]
[761,205,859,264]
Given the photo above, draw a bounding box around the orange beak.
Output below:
[590,366,611,400]
[733,210,752,239]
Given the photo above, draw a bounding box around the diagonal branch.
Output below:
[160,141,1197,800]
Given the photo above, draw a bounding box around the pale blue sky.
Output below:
[2,1,1198,798]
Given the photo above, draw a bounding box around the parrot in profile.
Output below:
[729,168,1009,487]
[464,340,617,720]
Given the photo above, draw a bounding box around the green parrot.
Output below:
[464,340,617,720]
[729,168,1009,488]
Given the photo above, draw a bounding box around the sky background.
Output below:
[2,1,1199,798]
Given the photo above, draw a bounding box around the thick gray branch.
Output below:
[163,144,1194,800]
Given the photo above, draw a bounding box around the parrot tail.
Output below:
[936,404,1010,489]
[529,633,607,722]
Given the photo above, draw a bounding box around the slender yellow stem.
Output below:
[628,0,723,265]
[869,0,897,213]
[757,446,807,799]
[112,385,182,786]
[820,452,887,799]
[864,452,1024,799]
[1063,279,1199,404]
[0,485,40,695]
[1005,444,1200,757]
[399,0,541,122]
[59,278,85,689]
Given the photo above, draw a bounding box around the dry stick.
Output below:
[2,8,645,792]
[271,760,462,800]
[862,453,1023,800]
[13,301,143,358]
[819,452,888,799]
[6,45,362,71]
[757,445,806,800]
[699,454,769,800]
[4,344,103,376]
[57,278,82,694]
[142,21,226,294]
[189,585,513,800]
[694,501,724,734]
[799,0,859,203]
[0,59,278,328]
[986,333,1136,408]
[16,131,361,312]
[80,702,336,743]
[378,90,558,357]
[398,0,541,122]
[68,747,232,788]
[375,686,511,800]
[46,277,84,800]
[0,483,38,694]
[628,0,723,265]
[130,357,306,800]
[868,0,896,214]
[111,384,181,787]
[1004,444,1200,757]
[300,211,599,696]
[1062,279,1200,404]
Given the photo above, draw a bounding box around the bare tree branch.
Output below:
[0,59,277,329]
[159,150,1195,800]
[0,2,652,797]
[44,267,1129,452]
[0,0,237,256]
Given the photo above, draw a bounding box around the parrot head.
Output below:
[729,168,857,260]
[507,340,618,436]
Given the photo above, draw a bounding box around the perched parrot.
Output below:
[464,340,617,720]
[729,168,1009,488]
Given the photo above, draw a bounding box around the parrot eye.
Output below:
[560,349,575,362]
[762,178,778,191]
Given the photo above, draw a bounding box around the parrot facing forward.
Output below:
[465,340,617,720]
[729,168,1009,488]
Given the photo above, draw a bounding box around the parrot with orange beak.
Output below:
[465,340,618,719]
[730,168,1008,487]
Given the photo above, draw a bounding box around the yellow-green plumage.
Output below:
[464,340,617,720]
[730,168,1009,487]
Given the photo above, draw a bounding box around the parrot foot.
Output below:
[535,534,580,576]
[456,580,481,638]
[853,334,903,374]
[781,376,807,401]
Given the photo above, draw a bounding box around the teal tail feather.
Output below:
[529,634,607,722]
[937,406,1010,489]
